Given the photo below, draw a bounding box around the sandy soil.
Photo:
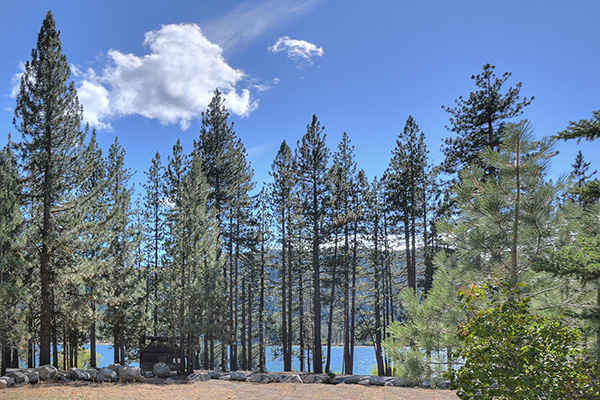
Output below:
[2,379,460,400]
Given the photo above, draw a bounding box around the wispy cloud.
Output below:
[76,23,263,131]
[268,36,323,66]
[203,0,320,51]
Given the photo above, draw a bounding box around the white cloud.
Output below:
[77,23,261,131]
[268,36,323,66]
[203,0,320,51]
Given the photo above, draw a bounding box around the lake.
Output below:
[90,344,378,375]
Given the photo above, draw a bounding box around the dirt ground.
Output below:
[2,379,460,400]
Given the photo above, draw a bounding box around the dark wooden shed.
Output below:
[139,336,182,371]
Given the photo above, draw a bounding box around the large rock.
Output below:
[281,374,302,383]
[107,363,124,374]
[24,370,39,384]
[187,372,211,382]
[87,369,98,381]
[369,376,386,386]
[343,375,361,384]
[67,368,90,381]
[218,373,231,381]
[393,377,409,387]
[0,376,15,387]
[119,366,141,382]
[208,371,221,379]
[36,365,58,381]
[153,362,171,378]
[230,371,250,381]
[0,379,7,389]
[141,371,154,378]
[437,380,452,390]
[54,371,67,382]
[302,374,330,384]
[98,367,119,382]
[6,371,29,385]
[248,373,271,384]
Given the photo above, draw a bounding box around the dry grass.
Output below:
[2,379,460,400]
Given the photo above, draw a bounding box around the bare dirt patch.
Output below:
[2,379,459,400]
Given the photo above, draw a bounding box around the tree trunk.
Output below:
[299,264,305,372]
[281,210,290,371]
[259,237,266,372]
[325,231,338,373]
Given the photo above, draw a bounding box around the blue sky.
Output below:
[1,0,599,191]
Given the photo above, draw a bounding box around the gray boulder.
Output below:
[67,368,90,381]
[153,362,171,378]
[358,378,371,386]
[87,369,98,381]
[0,378,7,389]
[230,371,250,381]
[343,375,361,384]
[119,366,141,382]
[187,372,211,382]
[107,363,124,374]
[369,376,386,386]
[164,377,173,385]
[98,367,119,382]
[218,373,231,380]
[302,374,330,384]
[141,371,154,378]
[393,377,409,387]
[437,380,452,390]
[54,371,67,382]
[6,371,29,385]
[208,371,221,379]
[281,374,302,383]
[24,370,39,384]
[36,365,57,381]
[248,373,271,383]
[0,376,15,387]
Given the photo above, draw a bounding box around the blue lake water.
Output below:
[90,344,377,375]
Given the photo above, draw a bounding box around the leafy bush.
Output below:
[454,283,598,399]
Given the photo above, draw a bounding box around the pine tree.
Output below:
[441,64,533,180]
[438,121,560,288]
[102,137,145,365]
[269,140,296,371]
[296,115,330,374]
[327,132,358,373]
[0,144,24,375]
[142,152,165,337]
[13,11,90,366]
[556,110,600,142]
[195,89,255,370]
[384,116,429,292]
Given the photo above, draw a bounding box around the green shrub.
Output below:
[455,283,598,399]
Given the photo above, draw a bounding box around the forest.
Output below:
[1,11,600,398]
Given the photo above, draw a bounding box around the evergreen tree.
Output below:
[142,152,165,337]
[102,138,145,365]
[556,110,600,142]
[0,144,24,375]
[13,11,90,366]
[296,114,330,374]
[438,121,560,288]
[269,140,296,371]
[384,116,429,292]
[441,63,533,180]
[195,89,255,370]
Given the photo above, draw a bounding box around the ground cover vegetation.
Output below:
[1,11,599,397]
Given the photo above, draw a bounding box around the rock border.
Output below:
[1,363,451,391]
